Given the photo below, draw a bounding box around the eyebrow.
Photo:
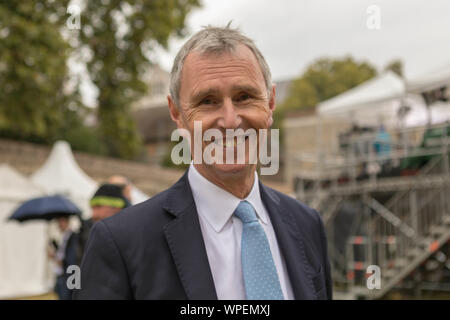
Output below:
[191,88,221,103]
[233,85,262,97]
[191,84,263,103]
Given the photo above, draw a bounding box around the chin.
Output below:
[212,162,252,176]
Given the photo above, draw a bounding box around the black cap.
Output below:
[90,184,130,209]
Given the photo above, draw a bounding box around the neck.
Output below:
[194,164,256,199]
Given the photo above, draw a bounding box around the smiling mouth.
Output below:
[211,134,250,148]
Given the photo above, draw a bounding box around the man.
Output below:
[48,216,79,300]
[74,26,332,300]
[76,183,130,265]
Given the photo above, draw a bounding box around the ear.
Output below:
[267,85,276,127]
[167,95,184,129]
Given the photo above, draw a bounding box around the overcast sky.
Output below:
[80,0,450,106]
[153,0,450,81]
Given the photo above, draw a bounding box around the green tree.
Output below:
[279,57,377,113]
[0,1,81,143]
[59,105,109,156]
[273,56,377,145]
[278,78,317,113]
[78,0,200,159]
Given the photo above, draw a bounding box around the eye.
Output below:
[200,96,216,105]
[236,93,251,102]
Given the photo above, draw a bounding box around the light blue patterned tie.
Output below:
[234,200,284,300]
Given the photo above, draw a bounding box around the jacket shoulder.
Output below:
[100,187,172,239]
[264,185,322,225]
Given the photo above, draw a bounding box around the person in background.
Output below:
[76,183,130,265]
[48,216,79,300]
[373,124,392,174]
[89,183,130,222]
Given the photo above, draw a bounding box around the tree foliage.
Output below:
[78,0,200,159]
[272,57,377,146]
[0,0,200,160]
[0,1,80,143]
[279,56,377,113]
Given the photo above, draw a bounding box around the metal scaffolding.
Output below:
[292,122,450,299]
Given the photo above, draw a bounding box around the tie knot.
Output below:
[234,201,258,224]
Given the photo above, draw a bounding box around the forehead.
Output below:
[180,45,266,95]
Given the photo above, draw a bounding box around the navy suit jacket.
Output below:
[73,170,332,300]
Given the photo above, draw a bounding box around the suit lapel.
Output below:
[162,171,218,300]
[259,182,316,300]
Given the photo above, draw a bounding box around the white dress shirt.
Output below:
[188,163,294,300]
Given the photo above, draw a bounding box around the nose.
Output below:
[217,97,242,129]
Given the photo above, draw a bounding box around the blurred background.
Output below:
[0,0,449,299]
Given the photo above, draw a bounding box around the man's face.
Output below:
[56,217,69,232]
[91,205,121,222]
[169,44,276,179]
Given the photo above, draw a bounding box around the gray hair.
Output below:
[169,25,272,107]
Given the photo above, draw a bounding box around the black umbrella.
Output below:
[9,195,82,222]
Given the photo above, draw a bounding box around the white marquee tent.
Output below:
[0,141,150,299]
[315,71,449,128]
[317,71,408,127]
[30,141,149,218]
[405,62,450,126]
[0,164,51,299]
[402,100,450,127]
[130,186,149,205]
[407,61,450,93]
[30,141,99,219]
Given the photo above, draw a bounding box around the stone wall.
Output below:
[0,139,183,196]
[283,115,351,185]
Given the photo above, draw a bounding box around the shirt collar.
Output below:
[188,163,268,233]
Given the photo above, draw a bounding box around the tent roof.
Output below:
[0,164,44,201]
[130,186,149,205]
[30,141,98,213]
[30,140,149,211]
[407,61,450,93]
[403,101,450,127]
[317,71,405,116]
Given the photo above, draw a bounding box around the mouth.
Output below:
[211,134,250,148]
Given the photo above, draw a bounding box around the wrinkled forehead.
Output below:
[181,45,266,90]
